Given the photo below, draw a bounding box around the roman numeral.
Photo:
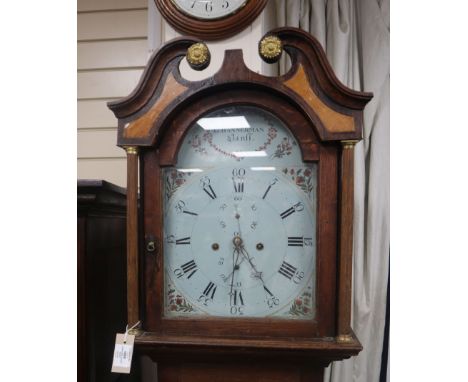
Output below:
[179,260,198,279]
[278,261,297,280]
[262,185,272,199]
[200,177,217,199]
[202,281,217,299]
[263,285,274,297]
[280,202,304,219]
[262,178,278,199]
[203,184,217,199]
[288,237,304,247]
[176,237,191,245]
[280,207,296,219]
[230,290,244,306]
[175,201,198,216]
[233,179,244,193]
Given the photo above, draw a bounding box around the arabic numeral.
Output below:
[232,168,246,177]
[304,237,313,246]
[293,271,305,284]
[230,306,244,315]
[175,200,185,213]
[174,268,183,278]
[229,289,244,315]
[267,297,280,308]
[294,202,304,212]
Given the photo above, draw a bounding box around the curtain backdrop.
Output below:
[268,1,390,381]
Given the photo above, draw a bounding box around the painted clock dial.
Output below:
[163,106,317,319]
[171,0,248,20]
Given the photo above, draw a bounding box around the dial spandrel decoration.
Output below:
[178,106,303,167]
[163,106,317,319]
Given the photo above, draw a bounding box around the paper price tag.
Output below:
[111,333,135,374]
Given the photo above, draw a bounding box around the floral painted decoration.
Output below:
[164,169,191,201]
[188,133,208,155]
[256,127,278,151]
[288,288,314,317]
[186,127,279,160]
[272,137,296,158]
[166,286,196,314]
[203,131,238,160]
[282,167,315,197]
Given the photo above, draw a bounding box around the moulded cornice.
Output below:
[107,28,373,147]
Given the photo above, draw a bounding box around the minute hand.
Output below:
[239,245,265,284]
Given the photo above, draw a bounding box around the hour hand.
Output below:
[223,254,244,282]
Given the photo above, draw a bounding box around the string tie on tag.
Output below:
[123,321,140,344]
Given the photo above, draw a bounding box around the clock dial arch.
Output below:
[158,88,322,167]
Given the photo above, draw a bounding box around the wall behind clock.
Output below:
[77,0,149,186]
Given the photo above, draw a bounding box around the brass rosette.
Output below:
[259,35,283,63]
[186,42,210,71]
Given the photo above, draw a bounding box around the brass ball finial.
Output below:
[259,35,283,63]
[186,42,210,71]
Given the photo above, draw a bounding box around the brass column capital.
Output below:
[341,140,359,149]
[124,146,139,155]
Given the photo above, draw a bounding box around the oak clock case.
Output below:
[107,28,373,380]
[150,95,327,340]
[154,0,268,40]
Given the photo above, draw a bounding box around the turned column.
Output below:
[336,140,358,342]
[124,146,139,326]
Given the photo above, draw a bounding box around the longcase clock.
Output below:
[108,27,372,381]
